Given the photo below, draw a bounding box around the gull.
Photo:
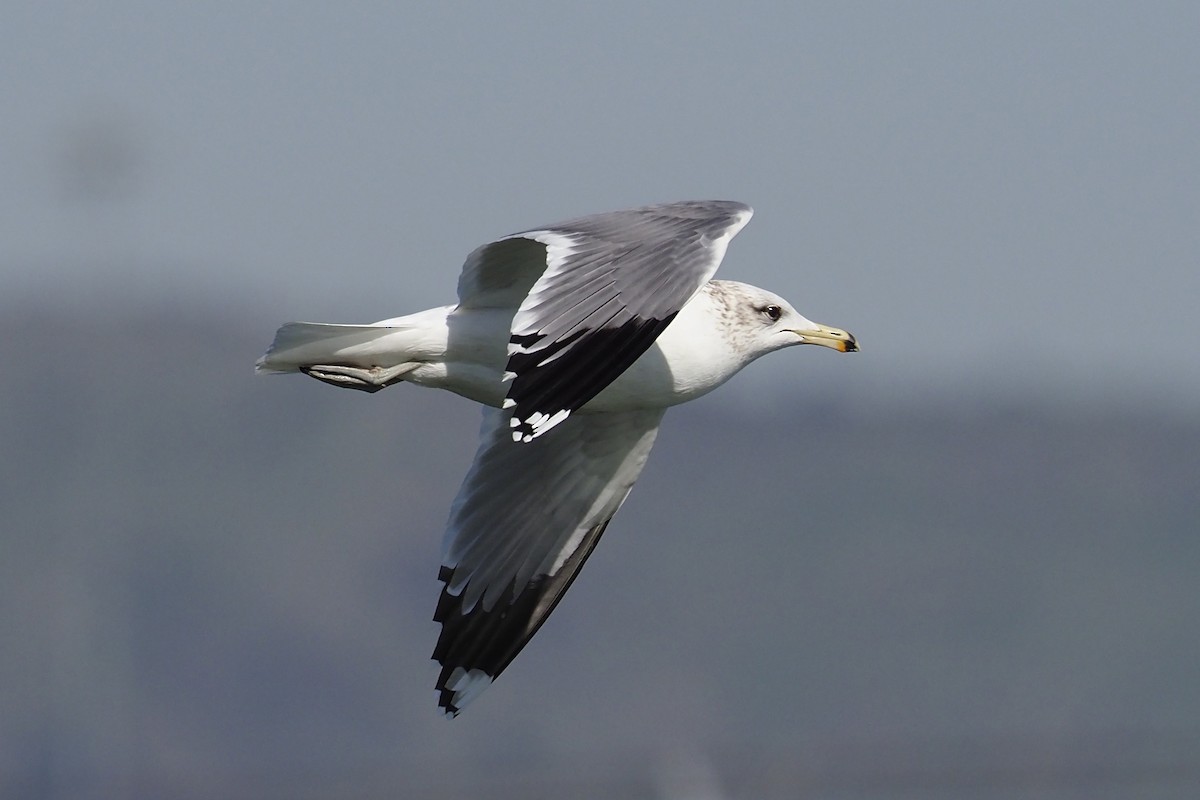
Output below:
[256,200,857,716]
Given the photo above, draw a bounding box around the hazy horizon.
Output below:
[3,294,1198,798]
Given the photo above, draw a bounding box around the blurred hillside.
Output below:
[1,297,1197,800]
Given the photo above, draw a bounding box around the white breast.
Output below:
[584,288,746,412]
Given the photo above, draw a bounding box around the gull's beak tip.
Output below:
[792,323,859,353]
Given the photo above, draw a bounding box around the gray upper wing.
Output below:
[456,200,753,441]
[432,405,665,716]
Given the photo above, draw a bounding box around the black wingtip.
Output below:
[434,662,495,717]
[429,518,616,716]
[437,687,461,718]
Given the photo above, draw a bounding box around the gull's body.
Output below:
[263,283,761,413]
[257,200,857,715]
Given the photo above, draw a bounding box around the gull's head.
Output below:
[711,280,858,358]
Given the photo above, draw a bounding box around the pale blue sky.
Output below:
[3,1,1197,408]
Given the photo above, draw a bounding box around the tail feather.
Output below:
[256,322,414,375]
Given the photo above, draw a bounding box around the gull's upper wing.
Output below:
[433,405,665,716]
[456,200,752,442]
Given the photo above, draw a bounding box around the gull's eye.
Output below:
[761,304,782,322]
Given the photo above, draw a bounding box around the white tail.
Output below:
[255,323,397,374]
[256,305,473,393]
[256,307,455,390]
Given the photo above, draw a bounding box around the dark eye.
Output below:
[761,304,782,322]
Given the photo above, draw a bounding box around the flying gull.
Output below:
[256,200,858,716]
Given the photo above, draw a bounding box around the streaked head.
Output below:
[709,280,858,357]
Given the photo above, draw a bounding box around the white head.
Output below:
[706,280,858,360]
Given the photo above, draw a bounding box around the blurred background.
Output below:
[2,2,1198,798]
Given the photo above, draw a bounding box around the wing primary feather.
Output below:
[433,518,614,716]
[506,313,676,441]
[433,406,664,714]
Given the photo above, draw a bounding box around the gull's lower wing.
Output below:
[455,200,752,442]
[433,405,665,716]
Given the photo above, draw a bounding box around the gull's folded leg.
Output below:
[299,363,417,393]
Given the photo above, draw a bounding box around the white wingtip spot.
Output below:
[527,409,571,439]
[442,667,493,716]
[508,409,571,443]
